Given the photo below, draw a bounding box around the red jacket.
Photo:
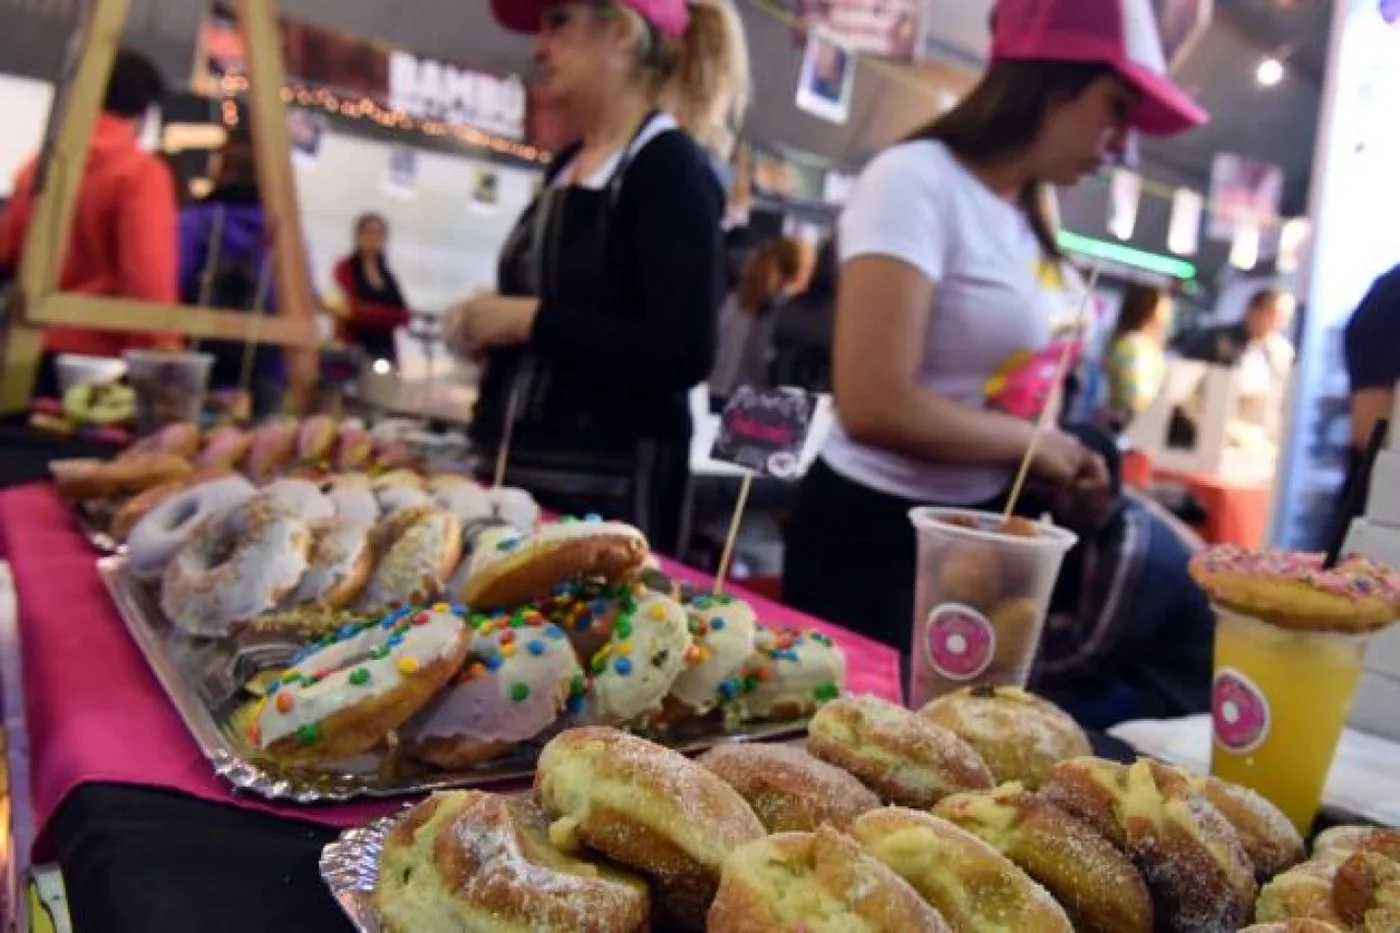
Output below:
[333,257,411,343]
[0,114,180,356]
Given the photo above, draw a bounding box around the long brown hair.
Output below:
[907,60,1114,259]
[1112,283,1166,341]
[738,238,803,315]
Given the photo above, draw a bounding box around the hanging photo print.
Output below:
[286,107,327,164]
[795,27,856,125]
[788,0,924,60]
[382,144,418,197]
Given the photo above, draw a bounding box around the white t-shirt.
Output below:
[821,139,1088,504]
[553,113,680,190]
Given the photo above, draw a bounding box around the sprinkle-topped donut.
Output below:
[1190,546,1400,633]
[587,592,690,725]
[532,578,649,663]
[733,626,846,722]
[460,516,648,611]
[669,594,757,715]
[406,606,585,768]
[250,605,472,766]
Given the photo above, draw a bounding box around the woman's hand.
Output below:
[1031,427,1091,485]
[443,294,538,358]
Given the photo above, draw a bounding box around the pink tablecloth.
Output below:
[0,483,901,858]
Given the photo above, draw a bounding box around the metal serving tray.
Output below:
[320,815,397,933]
[97,556,811,803]
[74,500,122,555]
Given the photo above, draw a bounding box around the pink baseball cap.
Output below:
[992,0,1208,136]
[491,0,689,39]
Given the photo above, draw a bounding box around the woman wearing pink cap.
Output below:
[784,0,1207,649]
[444,0,748,552]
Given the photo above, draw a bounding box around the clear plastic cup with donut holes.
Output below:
[907,507,1076,706]
[123,350,213,435]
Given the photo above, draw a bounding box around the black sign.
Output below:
[711,386,814,479]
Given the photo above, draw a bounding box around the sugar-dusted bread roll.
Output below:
[698,742,879,832]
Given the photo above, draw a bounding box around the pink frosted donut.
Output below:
[242,419,298,480]
[259,477,335,522]
[296,414,338,464]
[126,475,256,581]
[1190,546,1400,632]
[195,425,252,469]
[334,420,373,471]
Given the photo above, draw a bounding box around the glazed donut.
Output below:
[936,539,1004,609]
[126,475,256,580]
[587,592,691,725]
[333,420,373,471]
[161,497,312,636]
[51,452,192,501]
[707,824,951,933]
[807,695,993,808]
[260,477,335,522]
[461,517,648,610]
[375,790,650,933]
[698,743,879,833]
[357,504,462,612]
[850,807,1072,932]
[405,607,585,768]
[488,485,540,533]
[126,420,201,459]
[933,783,1153,933]
[1188,774,1304,880]
[282,519,373,610]
[534,726,765,924]
[432,480,494,526]
[734,625,846,721]
[249,606,471,765]
[295,414,338,464]
[917,686,1090,790]
[1041,757,1257,932]
[1189,546,1400,633]
[668,595,757,717]
[242,419,298,481]
[110,479,186,542]
[323,475,380,527]
[196,425,252,470]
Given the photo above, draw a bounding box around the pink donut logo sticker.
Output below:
[1212,667,1271,754]
[924,604,996,682]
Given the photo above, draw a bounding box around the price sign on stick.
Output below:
[710,386,816,594]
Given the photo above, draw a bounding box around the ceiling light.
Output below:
[1256,57,1285,87]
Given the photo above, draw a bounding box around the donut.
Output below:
[51,452,192,501]
[1333,849,1400,930]
[62,381,135,426]
[110,479,186,542]
[532,578,647,662]
[126,475,256,580]
[850,807,1072,932]
[377,484,433,514]
[295,414,338,464]
[668,594,758,717]
[242,419,298,481]
[282,519,373,610]
[807,696,994,808]
[357,504,462,612]
[323,475,379,527]
[161,497,312,636]
[733,625,846,721]
[936,539,1004,609]
[1239,924,1345,933]
[333,420,373,471]
[249,605,471,766]
[372,468,423,491]
[697,742,879,833]
[405,607,585,768]
[933,783,1153,933]
[1314,826,1400,861]
[461,517,648,610]
[1188,774,1305,880]
[488,485,540,533]
[1041,757,1257,932]
[126,420,201,459]
[586,592,691,725]
[917,686,1091,789]
[534,726,765,924]
[1254,853,1353,927]
[1189,546,1400,633]
[707,824,951,933]
[260,477,335,522]
[375,791,650,933]
[196,425,252,469]
[432,479,495,526]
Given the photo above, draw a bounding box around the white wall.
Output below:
[0,75,53,195]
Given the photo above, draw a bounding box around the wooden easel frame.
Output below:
[0,0,320,413]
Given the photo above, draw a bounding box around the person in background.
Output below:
[782,0,1208,648]
[177,129,284,417]
[1101,283,1171,431]
[443,0,748,554]
[1179,286,1296,429]
[1341,263,1400,494]
[770,237,839,393]
[0,48,180,396]
[334,213,412,365]
[709,237,803,406]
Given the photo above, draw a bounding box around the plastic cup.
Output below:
[55,354,127,397]
[908,507,1077,706]
[123,350,213,434]
[1210,605,1371,833]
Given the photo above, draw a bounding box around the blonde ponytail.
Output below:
[658,0,750,161]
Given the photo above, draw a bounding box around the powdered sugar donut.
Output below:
[358,505,463,612]
[735,626,846,722]
[160,498,312,636]
[126,474,256,580]
[406,607,585,768]
[669,595,758,716]
[249,606,471,766]
[587,592,690,725]
[489,486,539,533]
[283,518,374,610]
[461,517,648,610]
[918,686,1091,790]
[260,477,335,521]
[433,480,494,526]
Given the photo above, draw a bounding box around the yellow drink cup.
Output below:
[1209,605,1370,834]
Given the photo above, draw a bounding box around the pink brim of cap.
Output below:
[490,0,550,34]
[1116,60,1209,136]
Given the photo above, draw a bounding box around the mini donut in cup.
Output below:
[707,824,951,933]
[249,606,471,766]
[697,742,879,833]
[917,685,1091,789]
[375,790,650,933]
[461,516,648,610]
[357,504,462,612]
[807,695,994,808]
[534,726,765,925]
[586,592,690,725]
[937,539,1004,609]
[734,625,846,722]
[405,608,585,768]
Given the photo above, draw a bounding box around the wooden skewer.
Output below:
[713,472,753,596]
[189,205,225,355]
[236,258,275,400]
[493,377,522,489]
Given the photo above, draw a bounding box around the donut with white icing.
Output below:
[669,595,758,716]
[406,607,586,768]
[283,518,374,610]
[433,480,494,526]
[460,516,648,611]
[126,474,256,580]
[528,578,648,664]
[488,486,540,533]
[160,498,312,637]
[357,504,462,612]
[376,484,433,514]
[249,606,472,766]
[735,626,846,722]
[323,474,379,527]
[260,477,335,521]
[586,592,690,725]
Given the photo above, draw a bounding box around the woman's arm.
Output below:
[335,257,410,333]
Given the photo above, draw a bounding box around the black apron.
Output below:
[472,114,691,553]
